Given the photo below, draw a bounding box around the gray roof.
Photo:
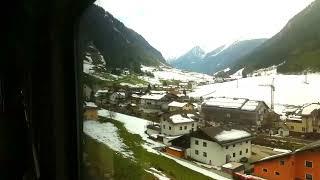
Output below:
[253,140,320,164]
[192,126,253,146]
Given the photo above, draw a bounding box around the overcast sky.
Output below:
[95,0,314,59]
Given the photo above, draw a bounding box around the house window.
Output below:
[180,126,182,130]
[192,123,194,127]
[263,168,268,172]
[306,174,313,180]
[226,146,229,149]
[233,153,235,157]
[169,126,171,130]
[195,150,199,155]
[203,142,207,147]
[246,141,248,144]
[306,161,312,168]
[291,126,294,130]
[233,144,235,147]
[203,152,207,157]
[184,126,187,130]
[246,149,249,153]
[163,125,165,129]
[239,151,242,155]
[275,172,280,176]
[280,160,285,165]
[302,127,306,132]
[195,140,199,145]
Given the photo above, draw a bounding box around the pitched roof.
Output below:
[301,103,320,115]
[252,140,320,164]
[168,101,187,108]
[287,115,302,121]
[192,127,252,145]
[203,97,267,111]
[169,114,194,124]
[84,102,98,108]
[140,94,166,100]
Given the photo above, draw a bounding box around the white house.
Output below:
[140,93,167,110]
[278,124,290,137]
[188,127,252,166]
[140,92,178,111]
[109,92,126,104]
[160,114,197,136]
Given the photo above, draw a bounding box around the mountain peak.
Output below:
[189,46,205,57]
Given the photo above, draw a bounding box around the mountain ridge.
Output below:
[79,4,166,73]
[231,0,320,75]
[170,39,267,74]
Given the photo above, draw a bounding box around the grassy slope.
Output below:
[84,117,214,180]
[83,73,148,90]
[232,0,320,74]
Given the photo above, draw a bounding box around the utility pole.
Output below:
[304,72,309,84]
[259,78,275,110]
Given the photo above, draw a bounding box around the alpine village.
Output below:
[82,1,320,180]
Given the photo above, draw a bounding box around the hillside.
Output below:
[170,46,205,71]
[79,4,166,73]
[232,0,320,75]
[202,39,267,74]
[170,39,266,74]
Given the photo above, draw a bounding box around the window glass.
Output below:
[306,174,313,180]
[203,142,207,147]
[306,161,313,168]
[78,1,319,180]
[203,152,207,157]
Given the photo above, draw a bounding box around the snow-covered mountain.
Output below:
[170,39,267,75]
[79,4,166,74]
[170,46,206,70]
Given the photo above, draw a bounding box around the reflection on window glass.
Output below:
[80,1,320,180]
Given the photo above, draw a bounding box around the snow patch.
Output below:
[215,129,251,142]
[83,121,134,158]
[170,114,195,124]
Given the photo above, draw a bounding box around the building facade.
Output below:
[201,97,270,127]
[83,102,98,120]
[168,101,194,112]
[160,114,197,136]
[285,103,320,135]
[188,127,252,166]
[253,140,320,180]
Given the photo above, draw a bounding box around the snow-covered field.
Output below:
[141,65,214,84]
[98,109,164,153]
[190,74,320,114]
[83,120,134,158]
[97,109,231,180]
